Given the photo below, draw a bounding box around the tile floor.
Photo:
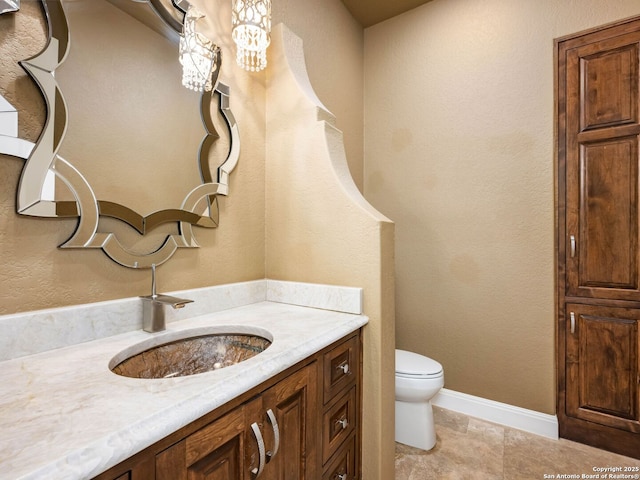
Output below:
[395,407,640,479]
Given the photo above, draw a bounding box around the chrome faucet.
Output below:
[141,264,193,333]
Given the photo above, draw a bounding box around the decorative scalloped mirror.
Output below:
[0,0,240,269]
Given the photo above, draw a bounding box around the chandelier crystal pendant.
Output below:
[179,6,220,92]
[232,0,272,72]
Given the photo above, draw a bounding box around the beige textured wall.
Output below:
[272,0,365,190]
[265,25,394,480]
[363,0,640,414]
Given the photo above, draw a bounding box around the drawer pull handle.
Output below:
[250,422,266,477]
[337,362,350,375]
[266,408,280,462]
[336,417,348,430]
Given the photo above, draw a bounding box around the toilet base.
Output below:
[395,399,436,451]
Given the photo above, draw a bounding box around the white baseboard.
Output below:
[431,388,559,440]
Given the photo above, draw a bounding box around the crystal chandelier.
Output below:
[232,0,272,72]
[179,6,219,92]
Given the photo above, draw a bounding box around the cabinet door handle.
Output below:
[570,311,576,334]
[335,417,348,430]
[570,235,576,258]
[265,408,280,462]
[250,422,266,478]
[337,361,350,375]
[335,474,347,480]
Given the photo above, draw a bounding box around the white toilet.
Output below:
[395,349,444,450]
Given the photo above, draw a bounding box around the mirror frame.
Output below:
[0,0,19,14]
[0,0,240,268]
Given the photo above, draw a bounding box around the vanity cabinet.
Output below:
[94,330,361,480]
[320,334,360,479]
[156,363,317,480]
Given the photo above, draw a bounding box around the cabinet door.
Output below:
[156,400,260,480]
[565,304,640,433]
[322,434,356,480]
[323,335,359,404]
[322,387,356,466]
[564,31,640,301]
[260,363,318,480]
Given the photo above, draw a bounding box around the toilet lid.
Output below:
[396,349,443,377]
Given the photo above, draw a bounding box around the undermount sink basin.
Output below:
[109,326,272,379]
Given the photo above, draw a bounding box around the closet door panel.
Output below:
[558,16,640,458]
[580,42,638,130]
[578,138,638,290]
[566,304,640,433]
[565,32,640,300]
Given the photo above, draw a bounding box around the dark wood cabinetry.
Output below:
[94,330,361,480]
[156,403,248,480]
[156,363,317,480]
[261,364,319,480]
[322,435,356,480]
[319,334,360,479]
[557,16,640,458]
[565,304,639,433]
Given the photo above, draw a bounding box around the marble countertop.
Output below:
[0,301,368,480]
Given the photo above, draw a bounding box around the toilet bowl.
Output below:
[395,349,444,451]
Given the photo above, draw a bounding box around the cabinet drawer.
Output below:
[322,434,356,480]
[322,387,356,465]
[323,334,359,404]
